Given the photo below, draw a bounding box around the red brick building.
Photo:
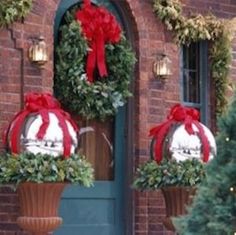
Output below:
[0,0,236,234]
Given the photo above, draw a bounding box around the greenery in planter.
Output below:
[133,158,206,190]
[0,152,94,187]
[54,10,136,120]
[0,0,33,27]
[153,0,236,116]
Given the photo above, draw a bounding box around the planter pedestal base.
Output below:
[16,182,66,235]
[161,186,196,231]
[17,217,62,234]
[163,217,175,231]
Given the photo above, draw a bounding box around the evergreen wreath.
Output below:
[153,0,236,116]
[54,7,136,120]
[0,0,32,27]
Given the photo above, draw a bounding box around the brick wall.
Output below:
[0,0,235,234]
[0,1,60,234]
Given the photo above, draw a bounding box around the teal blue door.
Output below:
[54,1,126,234]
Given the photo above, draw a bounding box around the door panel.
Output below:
[78,119,114,180]
[55,183,116,235]
[55,112,124,235]
[54,2,126,234]
[56,185,115,235]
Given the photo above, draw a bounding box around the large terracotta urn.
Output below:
[161,186,196,231]
[16,182,66,235]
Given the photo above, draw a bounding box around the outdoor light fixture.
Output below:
[153,53,172,79]
[29,36,48,66]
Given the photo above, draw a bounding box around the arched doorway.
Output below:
[54,1,135,234]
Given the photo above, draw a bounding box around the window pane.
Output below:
[183,43,200,104]
[183,70,200,103]
[78,119,114,181]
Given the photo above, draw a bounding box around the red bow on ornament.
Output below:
[149,104,210,163]
[76,0,121,82]
[5,93,78,158]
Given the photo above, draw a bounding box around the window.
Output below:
[181,41,209,124]
[78,119,114,180]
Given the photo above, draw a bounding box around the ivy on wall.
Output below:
[0,0,33,27]
[153,0,236,116]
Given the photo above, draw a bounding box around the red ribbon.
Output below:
[149,104,210,163]
[6,93,78,158]
[75,0,121,82]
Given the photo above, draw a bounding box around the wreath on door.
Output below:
[54,0,136,120]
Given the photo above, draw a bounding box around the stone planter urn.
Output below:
[16,182,66,235]
[161,186,196,231]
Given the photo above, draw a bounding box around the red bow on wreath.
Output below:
[5,93,78,158]
[76,0,121,82]
[149,104,210,163]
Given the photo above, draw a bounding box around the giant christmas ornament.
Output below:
[168,123,216,162]
[5,93,78,158]
[150,104,216,163]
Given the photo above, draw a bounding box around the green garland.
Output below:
[0,0,33,27]
[133,158,206,190]
[153,0,235,116]
[54,11,136,120]
[0,153,94,186]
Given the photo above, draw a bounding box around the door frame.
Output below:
[113,3,137,234]
[54,1,137,234]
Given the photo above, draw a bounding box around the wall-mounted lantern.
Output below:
[29,36,48,66]
[153,54,172,79]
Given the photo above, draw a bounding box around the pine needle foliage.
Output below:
[174,94,236,235]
